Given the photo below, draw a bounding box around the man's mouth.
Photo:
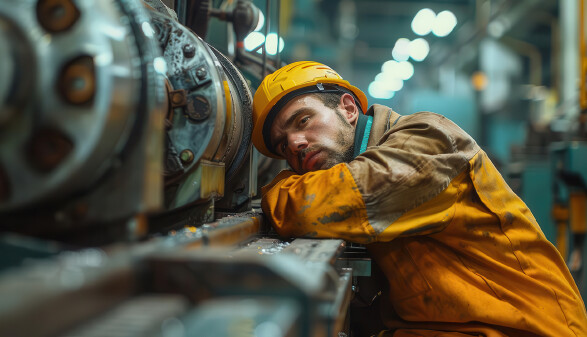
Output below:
[302,150,321,172]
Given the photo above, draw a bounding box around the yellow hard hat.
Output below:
[252,61,368,158]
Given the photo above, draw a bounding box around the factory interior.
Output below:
[1,0,586,336]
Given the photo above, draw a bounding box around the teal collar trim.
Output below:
[360,116,373,154]
[353,114,373,157]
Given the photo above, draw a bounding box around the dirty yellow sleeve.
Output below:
[261,165,375,243]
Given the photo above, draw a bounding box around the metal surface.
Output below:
[149,237,351,336]
[148,6,253,213]
[171,297,300,337]
[0,0,165,216]
[0,213,355,337]
[59,295,189,337]
[152,12,226,170]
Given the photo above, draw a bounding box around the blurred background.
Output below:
[1,0,586,336]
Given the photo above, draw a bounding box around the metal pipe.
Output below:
[276,0,281,67]
[262,0,270,77]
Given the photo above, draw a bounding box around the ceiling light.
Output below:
[380,60,413,81]
[244,32,265,51]
[368,81,395,99]
[411,8,435,36]
[381,78,404,91]
[409,38,429,62]
[396,61,414,80]
[265,33,285,55]
[392,38,410,62]
[381,60,399,74]
[432,10,457,37]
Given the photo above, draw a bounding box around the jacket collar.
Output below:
[365,104,400,147]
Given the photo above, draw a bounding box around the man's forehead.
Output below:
[272,94,321,127]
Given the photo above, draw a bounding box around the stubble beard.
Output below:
[300,117,355,172]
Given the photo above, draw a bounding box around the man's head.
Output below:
[252,61,368,174]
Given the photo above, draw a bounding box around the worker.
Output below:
[251,61,587,336]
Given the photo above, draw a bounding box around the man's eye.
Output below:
[300,116,309,124]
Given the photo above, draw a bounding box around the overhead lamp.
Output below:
[368,81,395,99]
[392,38,410,62]
[396,61,414,80]
[409,38,429,62]
[244,31,265,51]
[384,78,403,91]
[381,60,399,73]
[411,8,435,36]
[265,33,285,55]
[243,32,285,55]
[381,60,414,81]
[432,10,457,37]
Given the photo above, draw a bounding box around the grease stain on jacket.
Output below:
[297,193,316,214]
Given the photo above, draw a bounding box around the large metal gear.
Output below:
[0,0,166,221]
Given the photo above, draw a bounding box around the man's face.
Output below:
[269,93,358,174]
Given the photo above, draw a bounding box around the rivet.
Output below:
[27,129,73,172]
[180,149,194,164]
[182,44,195,58]
[196,67,207,80]
[36,0,80,33]
[59,56,95,105]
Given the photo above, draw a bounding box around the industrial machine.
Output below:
[0,0,376,336]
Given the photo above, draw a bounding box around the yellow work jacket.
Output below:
[261,105,587,336]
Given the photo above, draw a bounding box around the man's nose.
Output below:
[287,133,308,154]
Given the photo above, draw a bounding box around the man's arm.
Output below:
[261,112,479,243]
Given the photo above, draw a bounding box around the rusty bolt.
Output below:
[59,56,95,105]
[183,44,195,58]
[36,0,80,33]
[196,67,207,80]
[27,129,73,172]
[180,149,194,164]
[169,89,187,107]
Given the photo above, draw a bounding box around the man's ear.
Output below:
[340,93,359,126]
